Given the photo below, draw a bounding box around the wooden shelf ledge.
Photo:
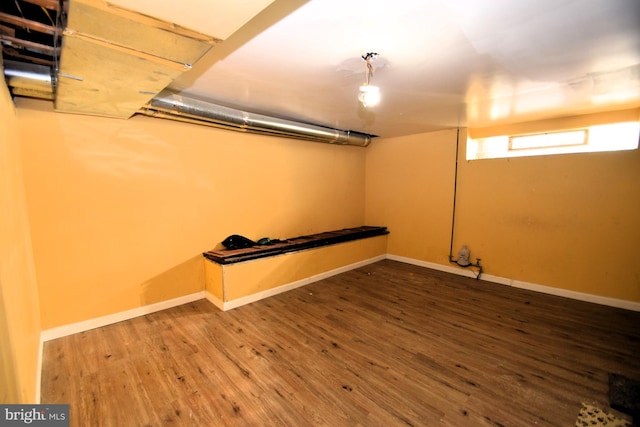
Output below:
[203,226,389,265]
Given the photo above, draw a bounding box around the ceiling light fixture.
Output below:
[358,52,380,107]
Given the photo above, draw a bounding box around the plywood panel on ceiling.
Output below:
[55,0,219,118]
[55,36,186,117]
[66,0,217,65]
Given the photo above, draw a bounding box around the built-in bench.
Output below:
[203,226,389,310]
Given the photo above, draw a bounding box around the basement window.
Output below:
[467,122,640,160]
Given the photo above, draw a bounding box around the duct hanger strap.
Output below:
[144,90,374,147]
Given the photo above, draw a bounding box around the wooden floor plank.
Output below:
[41,260,640,426]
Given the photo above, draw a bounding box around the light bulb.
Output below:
[358,85,380,107]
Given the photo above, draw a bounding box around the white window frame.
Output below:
[467,122,639,160]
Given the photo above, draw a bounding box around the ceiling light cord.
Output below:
[362,52,377,86]
[358,52,380,107]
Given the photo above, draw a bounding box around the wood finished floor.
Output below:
[41,260,640,426]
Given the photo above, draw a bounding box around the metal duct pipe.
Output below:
[3,60,54,99]
[140,90,373,147]
[3,60,52,83]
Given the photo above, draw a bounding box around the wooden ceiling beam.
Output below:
[0,12,58,35]
[0,24,16,37]
[0,35,60,56]
[21,0,61,12]
[2,47,55,66]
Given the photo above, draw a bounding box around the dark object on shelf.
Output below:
[256,237,272,245]
[221,234,257,250]
[205,226,389,264]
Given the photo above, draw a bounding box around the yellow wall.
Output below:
[366,125,640,302]
[0,77,41,402]
[16,98,366,329]
[365,129,457,264]
[9,91,640,352]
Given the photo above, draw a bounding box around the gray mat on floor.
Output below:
[609,373,640,425]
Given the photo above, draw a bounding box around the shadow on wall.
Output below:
[140,255,205,306]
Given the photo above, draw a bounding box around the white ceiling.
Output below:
[113,0,639,138]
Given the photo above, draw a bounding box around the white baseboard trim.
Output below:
[204,291,224,311]
[40,256,387,342]
[40,255,387,343]
[387,254,640,312]
[510,279,640,312]
[210,255,387,311]
[38,253,639,342]
[40,291,205,342]
[387,254,482,280]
